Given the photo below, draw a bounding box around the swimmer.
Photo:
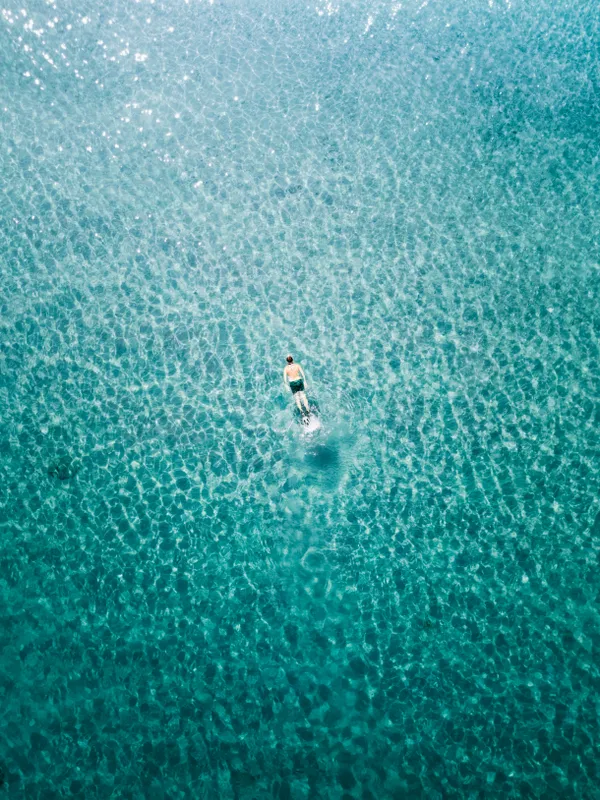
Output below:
[283,355,310,416]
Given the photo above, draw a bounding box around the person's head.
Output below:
[286,355,294,364]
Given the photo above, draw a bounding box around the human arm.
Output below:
[283,367,288,388]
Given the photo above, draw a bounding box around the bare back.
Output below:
[285,363,303,381]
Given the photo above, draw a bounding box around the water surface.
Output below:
[1,0,599,797]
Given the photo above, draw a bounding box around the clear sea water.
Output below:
[1,0,600,797]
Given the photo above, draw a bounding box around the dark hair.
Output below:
[286,355,293,363]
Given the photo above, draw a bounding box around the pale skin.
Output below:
[283,361,310,414]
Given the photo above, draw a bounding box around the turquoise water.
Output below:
[2,0,600,796]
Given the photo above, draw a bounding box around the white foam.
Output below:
[303,415,322,433]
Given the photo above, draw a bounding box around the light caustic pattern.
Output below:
[1,0,599,797]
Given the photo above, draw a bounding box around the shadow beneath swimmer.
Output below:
[302,443,341,488]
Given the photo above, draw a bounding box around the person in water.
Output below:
[283,355,310,416]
